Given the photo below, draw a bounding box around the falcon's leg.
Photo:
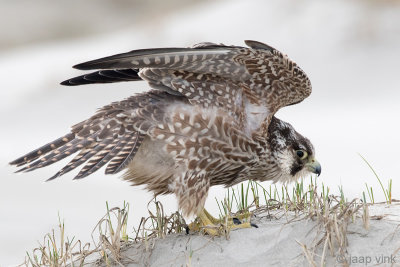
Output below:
[188,209,255,236]
[172,173,255,235]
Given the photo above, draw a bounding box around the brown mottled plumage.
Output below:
[10,40,321,216]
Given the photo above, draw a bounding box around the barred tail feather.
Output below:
[105,132,145,174]
[9,133,75,167]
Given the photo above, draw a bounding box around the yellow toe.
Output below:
[188,209,254,236]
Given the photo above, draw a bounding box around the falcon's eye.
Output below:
[296,150,308,160]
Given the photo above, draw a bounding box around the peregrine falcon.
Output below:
[10,40,321,221]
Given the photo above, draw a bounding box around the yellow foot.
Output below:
[188,209,257,236]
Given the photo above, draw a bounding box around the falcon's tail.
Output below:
[9,90,178,181]
[9,131,145,181]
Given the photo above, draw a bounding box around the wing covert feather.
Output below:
[65,40,311,117]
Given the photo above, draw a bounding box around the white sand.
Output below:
[90,202,400,267]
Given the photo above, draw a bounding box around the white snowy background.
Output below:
[1,0,399,265]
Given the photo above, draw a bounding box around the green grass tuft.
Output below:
[359,154,392,204]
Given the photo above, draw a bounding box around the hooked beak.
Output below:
[306,158,321,176]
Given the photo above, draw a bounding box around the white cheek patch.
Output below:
[273,149,312,184]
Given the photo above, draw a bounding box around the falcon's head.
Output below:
[267,116,321,183]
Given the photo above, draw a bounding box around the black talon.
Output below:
[185,225,190,234]
[250,223,258,228]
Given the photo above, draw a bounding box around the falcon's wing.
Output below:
[63,40,312,116]
[9,91,181,180]
[60,69,141,86]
